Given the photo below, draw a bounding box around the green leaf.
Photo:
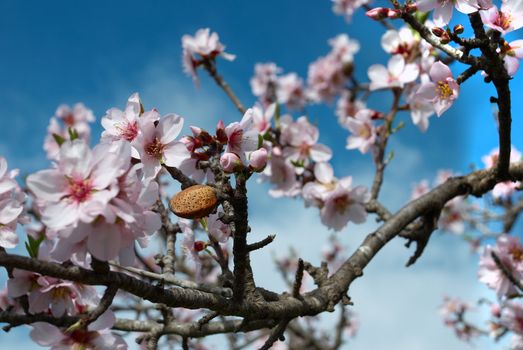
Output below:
[384,150,395,165]
[257,134,264,149]
[52,133,66,147]
[391,121,405,134]
[200,218,208,232]
[25,235,45,258]
[414,11,429,24]
[290,159,305,168]
[68,127,79,141]
[274,103,281,129]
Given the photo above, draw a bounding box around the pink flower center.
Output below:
[299,143,311,157]
[495,10,512,30]
[69,330,97,345]
[118,121,139,141]
[437,81,453,99]
[50,286,70,300]
[145,137,166,160]
[193,241,206,252]
[334,194,353,214]
[62,113,75,127]
[68,178,93,203]
[510,246,523,262]
[227,129,243,154]
[358,124,372,139]
[394,43,411,56]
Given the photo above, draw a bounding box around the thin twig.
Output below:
[247,235,276,252]
[258,319,290,350]
[202,59,246,114]
[292,259,305,298]
[109,262,232,297]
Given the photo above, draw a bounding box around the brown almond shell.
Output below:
[169,185,218,219]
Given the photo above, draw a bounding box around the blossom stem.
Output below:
[202,59,247,115]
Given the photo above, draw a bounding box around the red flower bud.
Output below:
[365,7,389,20]
[193,241,207,252]
[216,120,228,144]
[453,24,464,34]
[432,27,445,37]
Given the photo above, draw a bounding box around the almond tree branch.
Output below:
[468,12,512,179]
[0,163,521,329]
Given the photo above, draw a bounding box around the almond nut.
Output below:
[169,185,218,219]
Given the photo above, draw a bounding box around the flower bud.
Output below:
[180,136,198,152]
[249,148,268,171]
[387,9,401,19]
[453,24,464,34]
[190,126,203,137]
[216,120,228,144]
[365,7,389,20]
[220,152,242,172]
[440,33,451,44]
[490,304,501,318]
[432,27,445,37]
[193,241,207,252]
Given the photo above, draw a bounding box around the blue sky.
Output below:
[0,0,522,349]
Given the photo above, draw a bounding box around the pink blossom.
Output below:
[8,269,98,317]
[415,61,459,116]
[281,116,332,173]
[345,109,377,154]
[50,163,162,264]
[0,157,18,195]
[0,157,25,248]
[303,163,370,231]
[276,73,307,110]
[503,40,523,77]
[182,28,235,82]
[302,162,336,208]
[332,0,371,22]
[417,0,479,26]
[336,91,366,127]
[320,176,370,231]
[43,103,95,160]
[181,221,204,281]
[439,297,479,342]
[206,211,231,243]
[411,180,430,200]
[307,55,345,102]
[501,302,523,341]
[261,151,301,198]
[478,235,523,297]
[27,140,131,231]
[368,55,419,91]
[381,27,418,57]
[101,93,160,157]
[30,318,127,350]
[251,103,275,133]
[482,146,522,199]
[225,108,260,163]
[220,152,242,173]
[480,1,523,35]
[328,34,360,64]
[439,197,469,234]
[249,148,268,171]
[406,80,435,132]
[250,62,281,106]
[135,113,190,180]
